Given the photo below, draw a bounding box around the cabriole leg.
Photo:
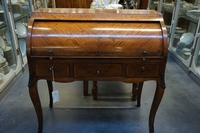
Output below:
[83,81,89,96]
[149,81,165,133]
[137,82,144,107]
[92,81,98,100]
[132,83,138,101]
[29,82,43,133]
[47,80,53,108]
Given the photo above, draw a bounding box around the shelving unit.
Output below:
[190,18,200,84]
[0,0,32,93]
[163,0,199,71]
[163,0,200,84]
[0,0,56,93]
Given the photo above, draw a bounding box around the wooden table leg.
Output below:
[47,80,53,108]
[149,81,165,133]
[137,82,144,107]
[92,81,98,100]
[29,81,43,133]
[132,83,138,101]
[83,81,89,96]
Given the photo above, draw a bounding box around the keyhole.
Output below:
[141,67,145,72]
[50,66,54,71]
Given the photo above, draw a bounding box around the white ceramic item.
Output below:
[0,73,4,83]
[15,23,27,37]
[180,32,194,45]
[106,4,123,9]
[11,0,18,4]
[36,0,42,8]
[0,36,6,50]
[187,10,200,14]
[13,13,21,18]
[19,39,26,57]
[176,27,182,30]
[175,29,185,34]
[0,47,4,61]
[186,10,200,20]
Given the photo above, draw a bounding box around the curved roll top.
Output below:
[27,8,168,58]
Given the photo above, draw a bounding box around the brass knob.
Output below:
[141,51,148,54]
[48,50,55,54]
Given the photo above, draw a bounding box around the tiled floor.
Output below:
[0,56,200,133]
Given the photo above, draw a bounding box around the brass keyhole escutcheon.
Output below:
[141,67,145,72]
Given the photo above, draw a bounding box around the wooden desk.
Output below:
[27,8,168,133]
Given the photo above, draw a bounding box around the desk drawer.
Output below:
[74,63,122,77]
[35,60,69,78]
[126,64,159,78]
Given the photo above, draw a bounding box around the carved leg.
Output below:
[47,80,53,108]
[83,81,89,96]
[29,81,43,133]
[92,81,98,100]
[132,83,138,101]
[137,82,144,107]
[149,81,165,133]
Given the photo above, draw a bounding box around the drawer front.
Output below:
[74,63,122,77]
[126,64,159,78]
[35,60,69,78]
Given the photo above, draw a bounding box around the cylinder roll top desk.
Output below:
[26,8,168,133]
